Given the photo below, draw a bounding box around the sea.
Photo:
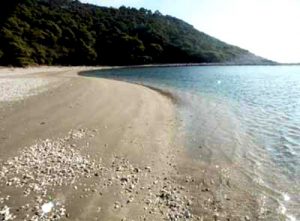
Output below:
[84,65,300,220]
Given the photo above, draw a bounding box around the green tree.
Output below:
[0,0,273,66]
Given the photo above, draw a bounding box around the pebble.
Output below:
[0,130,98,197]
[0,205,16,221]
[245,215,250,221]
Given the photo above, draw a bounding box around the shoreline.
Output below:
[0,66,265,220]
[1,61,295,76]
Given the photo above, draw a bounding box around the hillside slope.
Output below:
[0,0,274,66]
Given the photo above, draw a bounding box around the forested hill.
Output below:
[0,0,274,66]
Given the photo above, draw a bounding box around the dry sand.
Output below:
[0,67,259,221]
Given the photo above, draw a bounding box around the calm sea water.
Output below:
[86,65,300,220]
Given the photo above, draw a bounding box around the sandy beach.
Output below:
[0,67,191,220]
[0,67,260,221]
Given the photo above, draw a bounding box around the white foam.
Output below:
[278,198,297,221]
[278,203,287,214]
[283,193,291,201]
[286,214,297,221]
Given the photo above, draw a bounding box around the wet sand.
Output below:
[0,67,259,221]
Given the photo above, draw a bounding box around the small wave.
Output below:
[286,215,297,221]
[283,193,291,202]
[278,193,298,221]
[278,203,287,215]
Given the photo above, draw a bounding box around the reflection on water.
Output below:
[86,65,300,220]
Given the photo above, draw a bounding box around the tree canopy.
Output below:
[0,0,273,66]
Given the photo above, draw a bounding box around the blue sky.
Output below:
[81,0,300,63]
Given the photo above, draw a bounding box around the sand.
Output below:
[0,67,260,221]
[0,67,193,220]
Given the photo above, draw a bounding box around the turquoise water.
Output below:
[85,65,300,220]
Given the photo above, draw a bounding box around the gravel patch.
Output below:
[0,129,100,220]
[0,205,15,221]
[0,78,52,102]
[0,131,98,197]
[95,156,194,220]
[26,198,66,221]
[0,128,194,220]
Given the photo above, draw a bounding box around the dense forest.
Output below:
[0,0,273,66]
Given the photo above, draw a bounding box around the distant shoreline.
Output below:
[1,62,299,73]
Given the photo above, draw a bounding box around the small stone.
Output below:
[224,194,230,200]
[145,166,152,172]
[184,210,192,218]
[245,215,250,221]
[120,177,128,182]
[114,202,120,209]
[213,212,219,220]
[133,168,140,173]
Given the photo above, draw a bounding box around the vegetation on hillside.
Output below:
[0,0,273,66]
